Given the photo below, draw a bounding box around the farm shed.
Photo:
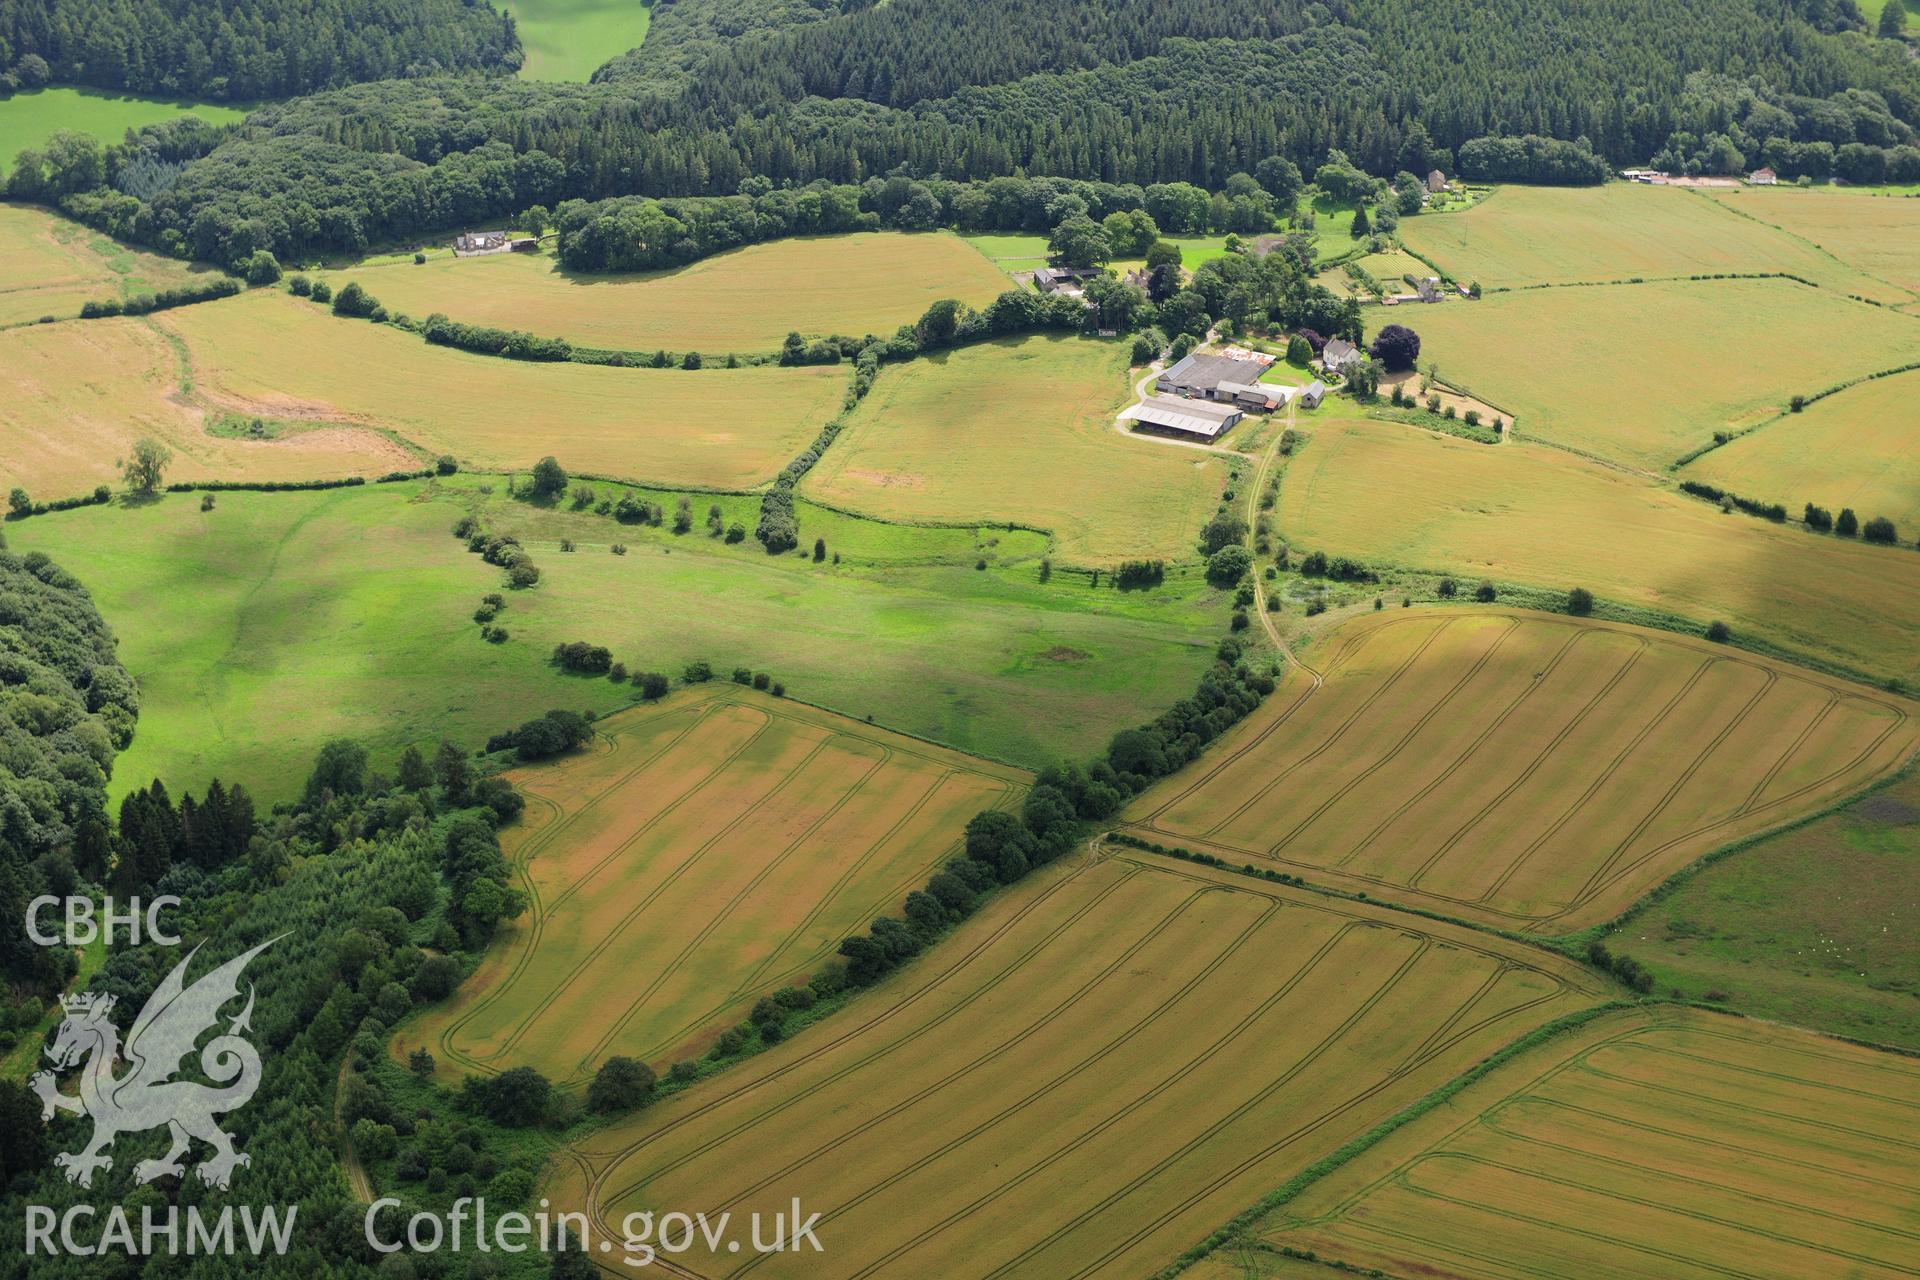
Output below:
[1124,395,1244,438]
[1748,167,1778,185]
[1215,381,1285,411]
[1297,380,1328,408]
[1158,352,1273,400]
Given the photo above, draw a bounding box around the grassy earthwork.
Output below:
[0,202,216,327]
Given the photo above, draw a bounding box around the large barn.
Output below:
[1157,352,1274,401]
[1123,395,1244,439]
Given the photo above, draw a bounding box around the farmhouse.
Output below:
[1427,169,1447,193]
[1158,352,1273,400]
[453,230,509,256]
[1748,167,1778,185]
[1123,394,1244,439]
[1415,276,1443,302]
[1320,338,1363,374]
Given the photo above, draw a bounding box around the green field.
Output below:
[1682,367,1920,535]
[1627,766,1920,1051]
[1400,182,1906,301]
[1410,278,1920,469]
[8,480,1226,801]
[803,333,1231,565]
[508,0,651,80]
[0,87,249,175]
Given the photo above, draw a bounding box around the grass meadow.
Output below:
[550,852,1605,1279]
[1259,1008,1920,1280]
[1630,766,1920,1051]
[506,0,651,80]
[1711,183,1920,301]
[323,232,1011,355]
[0,89,248,176]
[400,685,1027,1082]
[0,315,413,498]
[8,481,1226,800]
[1276,417,1920,686]
[0,203,213,327]
[159,290,848,488]
[1400,182,1905,300]
[1121,609,1917,932]
[1410,278,1920,469]
[802,333,1230,565]
[1682,367,1920,534]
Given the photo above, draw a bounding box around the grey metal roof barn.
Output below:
[1158,353,1273,399]
[1122,395,1244,438]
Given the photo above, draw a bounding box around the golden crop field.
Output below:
[1276,418,1920,685]
[1259,1008,1920,1280]
[400,685,1027,1083]
[158,291,849,488]
[0,203,210,327]
[1120,609,1918,932]
[1412,278,1920,469]
[1710,186,1920,301]
[0,316,413,497]
[1683,368,1920,533]
[550,851,1605,1279]
[323,233,1012,355]
[801,333,1229,564]
[1400,183,1904,300]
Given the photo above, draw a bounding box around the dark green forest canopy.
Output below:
[0,0,519,100]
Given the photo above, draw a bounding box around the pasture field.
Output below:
[1257,1007,1920,1280]
[1398,182,1904,300]
[322,233,1010,355]
[401,685,1027,1081]
[549,851,1606,1279]
[801,333,1230,564]
[1411,278,1920,469]
[508,0,650,81]
[158,290,847,488]
[1275,417,1920,685]
[0,316,413,498]
[1629,766,1920,1051]
[1119,609,1918,933]
[0,89,248,176]
[1711,184,1920,299]
[1682,367,1920,534]
[7,482,1223,799]
[0,203,212,327]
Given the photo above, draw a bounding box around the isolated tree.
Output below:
[529,455,567,499]
[1349,204,1371,238]
[1370,324,1421,372]
[1566,587,1594,615]
[1206,546,1252,585]
[1880,0,1905,38]
[7,488,30,517]
[434,740,472,804]
[122,438,173,494]
[587,1056,656,1114]
[1706,620,1732,643]
[1862,516,1899,544]
[1836,507,1860,536]
[1144,240,1183,270]
[408,1048,435,1078]
[241,250,282,285]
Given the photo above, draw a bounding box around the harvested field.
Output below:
[1411,277,1920,469]
[158,290,847,488]
[0,203,212,327]
[0,317,412,498]
[1710,185,1920,301]
[322,233,1011,355]
[1682,367,1920,534]
[401,685,1026,1081]
[1259,1007,1920,1280]
[550,851,1605,1278]
[1399,183,1904,300]
[801,334,1229,564]
[1120,610,1919,932]
[1275,417,1920,684]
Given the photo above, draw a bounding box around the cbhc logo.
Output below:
[26,897,181,947]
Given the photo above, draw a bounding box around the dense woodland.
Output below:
[0,0,518,100]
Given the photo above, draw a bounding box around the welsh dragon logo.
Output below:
[31,938,278,1190]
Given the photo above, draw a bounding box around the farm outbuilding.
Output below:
[1297,380,1328,408]
[1123,395,1244,439]
[1158,352,1274,400]
[1215,381,1285,412]
[1033,266,1101,295]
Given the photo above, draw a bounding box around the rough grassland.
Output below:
[323,233,1010,354]
[0,317,413,498]
[1276,418,1920,686]
[159,290,847,488]
[7,482,1223,800]
[803,334,1229,565]
[1259,1007,1920,1280]
[0,203,211,327]
[1120,609,1917,933]
[548,852,1605,1279]
[1682,367,1920,534]
[1630,767,1920,1051]
[1411,278,1920,469]
[0,89,248,177]
[1400,182,1904,300]
[508,0,650,81]
[401,685,1027,1083]
[1710,185,1920,300]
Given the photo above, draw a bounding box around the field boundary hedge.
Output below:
[1671,357,1920,467]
